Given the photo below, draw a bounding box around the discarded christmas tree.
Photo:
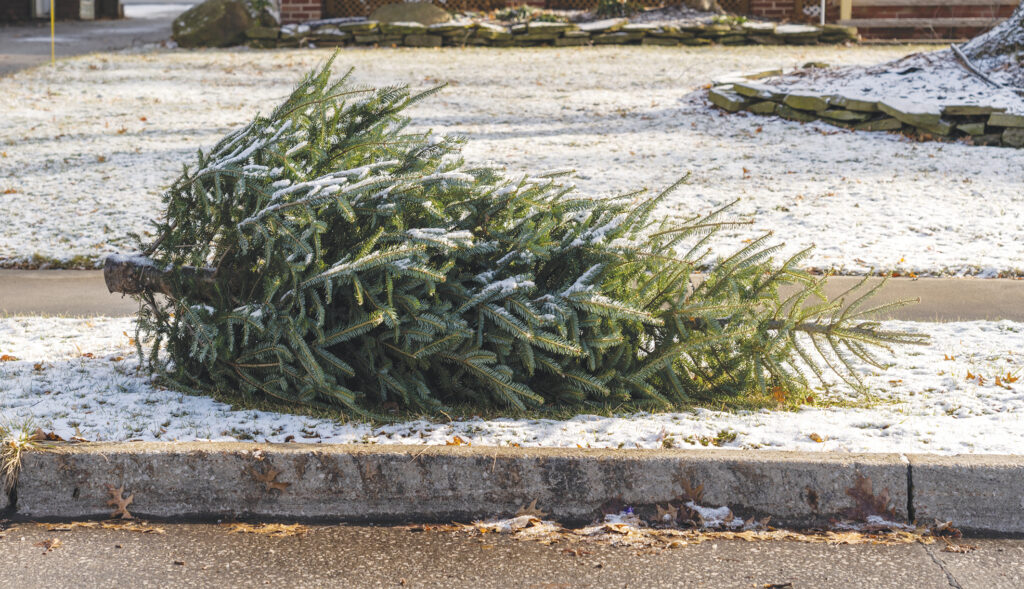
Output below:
[106,56,926,415]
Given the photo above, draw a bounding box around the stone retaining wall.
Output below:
[253,19,858,48]
[708,78,1024,148]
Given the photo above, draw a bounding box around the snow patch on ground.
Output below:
[1,316,1022,454]
[123,3,193,19]
[2,47,1023,276]
[762,50,1024,114]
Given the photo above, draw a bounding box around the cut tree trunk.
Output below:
[104,254,217,297]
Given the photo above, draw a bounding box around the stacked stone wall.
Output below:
[709,79,1024,148]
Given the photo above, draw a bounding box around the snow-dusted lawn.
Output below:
[1,316,1022,454]
[2,46,1022,275]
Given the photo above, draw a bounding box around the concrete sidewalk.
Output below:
[2,269,1023,320]
[0,1,190,76]
[6,443,1024,534]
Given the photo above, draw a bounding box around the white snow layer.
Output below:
[763,50,1024,115]
[1,316,1022,455]
[1,46,1023,276]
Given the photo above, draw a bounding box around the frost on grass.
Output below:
[0,317,1022,454]
[1,47,1023,275]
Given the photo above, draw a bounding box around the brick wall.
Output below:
[747,1,1012,38]
[749,0,839,23]
[281,0,321,23]
[848,2,1014,39]
[852,4,1015,19]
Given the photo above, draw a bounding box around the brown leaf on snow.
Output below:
[226,523,309,537]
[106,484,134,520]
[246,466,290,493]
[29,428,64,442]
[515,499,549,519]
[446,435,469,446]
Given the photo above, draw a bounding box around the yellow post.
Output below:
[50,0,55,64]
[840,0,852,22]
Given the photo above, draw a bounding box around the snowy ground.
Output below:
[762,49,1024,116]
[2,46,1023,275]
[1,316,1022,454]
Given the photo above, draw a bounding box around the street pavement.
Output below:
[0,0,191,76]
[1,521,1021,588]
[2,269,1023,320]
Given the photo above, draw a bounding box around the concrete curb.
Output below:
[6,443,1020,532]
[908,454,1024,534]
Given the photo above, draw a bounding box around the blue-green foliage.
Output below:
[135,56,926,414]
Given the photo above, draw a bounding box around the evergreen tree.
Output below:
[112,55,926,415]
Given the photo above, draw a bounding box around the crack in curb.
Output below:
[904,454,916,524]
[923,542,964,589]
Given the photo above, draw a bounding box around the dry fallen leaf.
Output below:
[942,541,977,553]
[843,475,895,521]
[246,466,290,493]
[771,385,787,404]
[106,484,135,519]
[226,523,309,537]
[932,519,963,538]
[29,429,64,442]
[680,479,705,504]
[655,504,678,522]
[435,516,939,551]
[446,435,469,446]
[809,433,825,443]
[34,538,62,553]
[48,521,164,534]
[515,499,548,519]
[0,354,18,362]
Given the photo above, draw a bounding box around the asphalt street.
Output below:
[1,521,1021,588]
[0,0,191,76]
